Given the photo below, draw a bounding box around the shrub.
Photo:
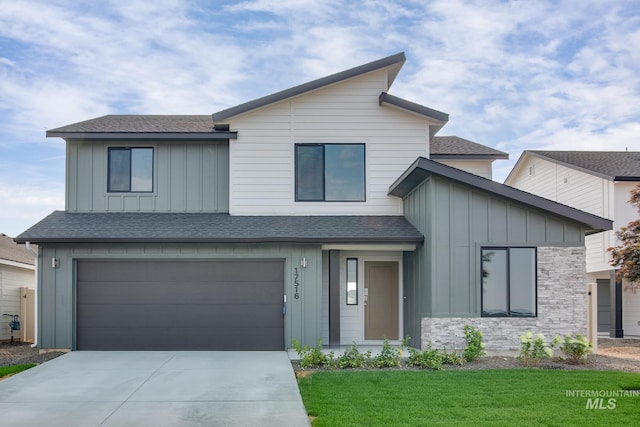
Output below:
[407,345,444,370]
[441,349,464,366]
[463,325,486,362]
[518,331,554,365]
[336,343,371,369]
[557,334,592,364]
[293,339,331,368]
[373,339,402,368]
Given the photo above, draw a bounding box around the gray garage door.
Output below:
[77,260,284,350]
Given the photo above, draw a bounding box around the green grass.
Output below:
[298,370,640,426]
[0,364,36,379]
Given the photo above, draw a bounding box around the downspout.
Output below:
[25,242,38,348]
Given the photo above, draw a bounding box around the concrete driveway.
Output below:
[0,351,310,426]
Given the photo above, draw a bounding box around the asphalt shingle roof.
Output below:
[0,234,35,265]
[528,151,640,180]
[431,136,508,158]
[15,212,424,244]
[47,115,216,134]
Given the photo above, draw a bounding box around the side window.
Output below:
[108,147,153,192]
[295,144,365,201]
[346,258,358,305]
[481,247,536,317]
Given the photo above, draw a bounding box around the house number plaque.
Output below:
[294,267,301,299]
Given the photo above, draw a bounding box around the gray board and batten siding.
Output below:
[394,159,610,350]
[36,244,322,351]
[66,140,229,213]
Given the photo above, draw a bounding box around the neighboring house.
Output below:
[0,234,36,342]
[16,53,611,352]
[505,151,640,338]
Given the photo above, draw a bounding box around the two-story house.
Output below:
[16,53,611,352]
[505,151,640,338]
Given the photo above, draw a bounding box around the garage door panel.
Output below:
[78,261,284,283]
[78,304,284,328]
[77,326,283,351]
[77,281,282,305]
[77,260,284,350]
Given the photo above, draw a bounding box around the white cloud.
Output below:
[0,0,638,230]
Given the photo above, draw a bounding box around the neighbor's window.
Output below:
[108,147,153,192]
[481,247,536,317]
[295,144,365,201]
[346,258,358,305]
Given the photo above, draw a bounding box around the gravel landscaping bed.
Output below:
[0,342,67,367]
[292,338,640,373]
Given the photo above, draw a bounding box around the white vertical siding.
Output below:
[229,70,435,216]
[623,279,640,336]
[0,264,35,341]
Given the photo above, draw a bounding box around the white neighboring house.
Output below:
[505,151,640,337]
[0,233,36,342]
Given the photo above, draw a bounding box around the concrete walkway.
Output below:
[0,351,310,426]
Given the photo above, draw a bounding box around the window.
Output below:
[295,144,365,201]
[481,247,536,317]
[346,258,358,305]
[108,148,153,192]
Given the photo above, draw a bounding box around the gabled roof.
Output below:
[15,212,424,245]
[507,151,640,182]
[212,52,408,122]
[388,157,612,235]
[0,233,35,266]
[430,136,508,160]
[47,115,236,140]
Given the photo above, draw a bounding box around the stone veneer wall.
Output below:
[421,246,587,350]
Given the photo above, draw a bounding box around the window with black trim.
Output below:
[108,147,154,192]
[346,258,358,305]
[295,144,365,201]
[481,247,537,317]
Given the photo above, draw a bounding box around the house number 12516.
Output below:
[294,268,301,299]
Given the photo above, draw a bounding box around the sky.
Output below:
[1,0,639,237]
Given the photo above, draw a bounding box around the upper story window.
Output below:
[295,144,365,201]
[481,247,537,317]
[108,147,154,192]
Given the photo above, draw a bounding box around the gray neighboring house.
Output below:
[16,53,612,351]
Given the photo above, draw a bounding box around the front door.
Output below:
[364,261,399,340]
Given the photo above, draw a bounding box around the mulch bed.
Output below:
[2,339,639,373]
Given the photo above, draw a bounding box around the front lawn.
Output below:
[0,364,36,380]
[298,370,640,426]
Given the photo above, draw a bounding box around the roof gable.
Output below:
[507,151,640,182]
[212,52,408,122]
[389,157,612,235]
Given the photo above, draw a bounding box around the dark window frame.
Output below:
[107,147,154,193]
[480,246,538,318]
[294,143,366,202]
